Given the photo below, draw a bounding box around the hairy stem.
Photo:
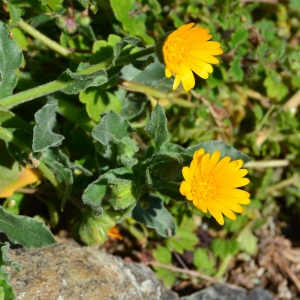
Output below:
[0,46,156,109]
[18,19,82,63]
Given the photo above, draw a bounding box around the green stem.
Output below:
[0,46,156,110]
[37,161,60,189]
[0,81,65,109]
[214,255,232,279]
[18,19,82,63]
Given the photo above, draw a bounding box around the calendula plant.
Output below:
[0,0,300,298]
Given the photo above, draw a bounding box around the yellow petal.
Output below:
[217,178,250,188]
[182,166,191,182]
[204,150,221,175]
[190,157,199,177]
[192,48,224,55]
[165,68,172,78]
[190,51,220,64]
[187,56,213,73]
[216,198,244,213]
[186,190,193,201]
[210,156,231,176]
[180,181,190,195]
[179,63,195,91]
[173,74,181,90]
[185,28,212,42]
[214,169,248,184]
[192,41,222,50]
[171,23,195,38]
[232,160,244,171]
[193,148,205,159]
[214,201,237,220]
[186,60,209,79]
[217,188,250,199]
[200,153,210,174]
[207,202,224,225]
[193,197,208,213]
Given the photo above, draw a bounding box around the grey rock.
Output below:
[180,284,276,300]
[7,243,179,300]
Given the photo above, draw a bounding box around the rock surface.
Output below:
[180,283,276,300]
[8,243,178,300]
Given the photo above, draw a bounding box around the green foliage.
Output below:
[0,22,23,99]
[73,209,115,245]
[131,194,176,237]
[144,102,169,149]
[152,245,176,286]
[79,89,122,122]
[194,248,216,276]
[211,239,240,260]
[33,99,64,152]
[0,277,16,300]
[0,0,299,292]
[0,206,56,248]
[110,0,154,44]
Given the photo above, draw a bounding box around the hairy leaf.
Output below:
[185,141,251,163]
[0,21,23,99]
[33,99,64,152]
[0,206,56,248]
[92,110,134,145]
[131,194,176,238]
[58,63,108,94]
[144,102,169,149]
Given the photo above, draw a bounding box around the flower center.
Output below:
[163,36,191,66]
[191,175,216,202]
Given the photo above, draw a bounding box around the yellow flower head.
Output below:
[160,23,223,92]
[180,148,250,225]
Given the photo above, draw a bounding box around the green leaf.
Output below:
[0,276,16,300]
[116,136,138,167]
[0,243,21,272]
[194,248,215,275]
[6,2,21,26]
[3,193,25,215]
[263,72,288,101]
[120,56,173,93]
[184,141,251,163]
[152,245,176,286]
[166,225,198,254]
[236,225,258,255]
[144,102,169,149]
[42,149,73,209]
[58,63,108,94]
[32,99,64,152]
[110,0,154,44]
[79,88,122,122]
[92,110,134,145]
[112,36,152,67]
[228,56,244,82]
[229,26,249,49]
[0,21,23,99]
[73,208,115,246]
[152,179,185,201]
[109,178,139,210]
[131,194,176,238]
[82,167,136,213]
[144,151,183,181]
[0,206,56,248]
[152,245,172,265]
[211,239,239,259]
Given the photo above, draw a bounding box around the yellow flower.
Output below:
[161,23,223,92]
[179,148,250,225]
